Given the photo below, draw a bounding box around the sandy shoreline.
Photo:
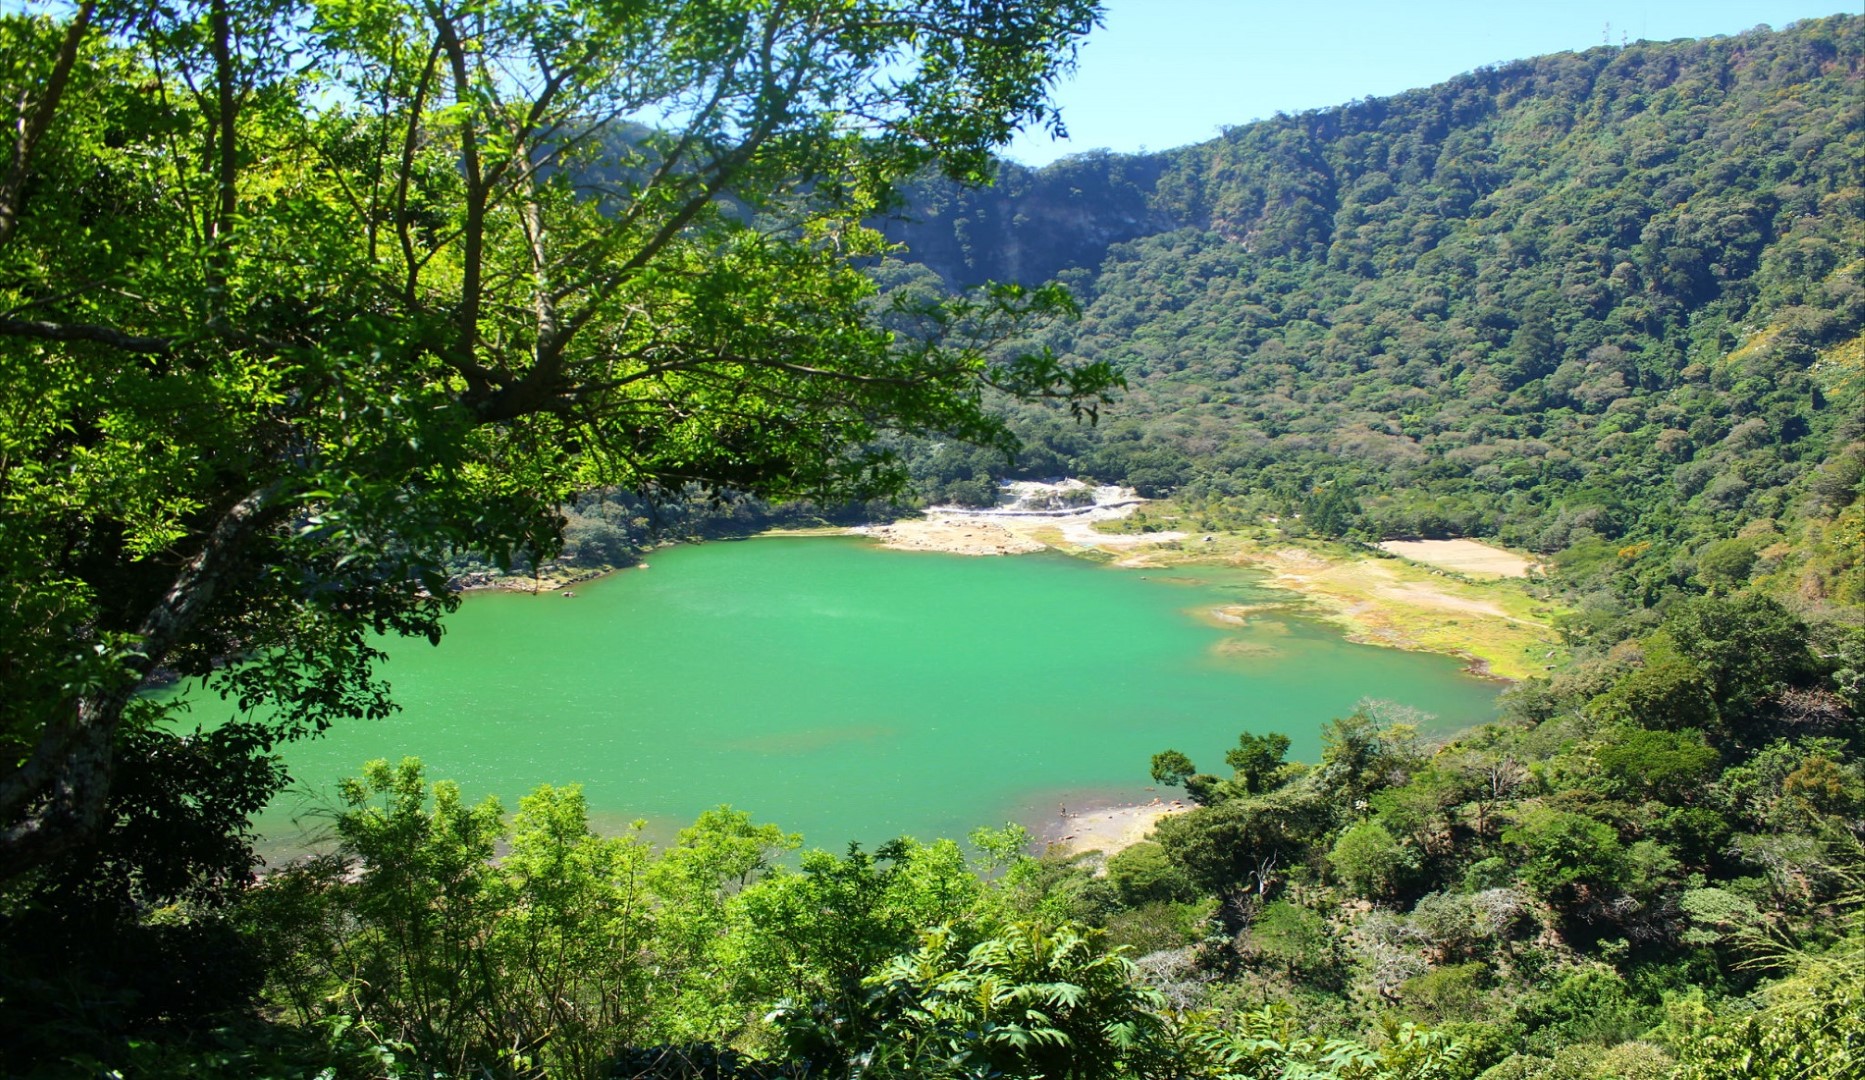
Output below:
[1040,801,1189,858]
[851,516,1049,556]
[844,509,1558,680]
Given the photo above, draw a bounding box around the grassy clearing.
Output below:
[1046,512,1566,682]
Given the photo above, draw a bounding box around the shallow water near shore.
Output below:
[229,537,1498,857]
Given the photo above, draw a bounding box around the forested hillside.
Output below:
[889,15,1864,604]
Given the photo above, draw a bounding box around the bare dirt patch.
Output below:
[1377,539,1539,578]
[1363,564,1515,619]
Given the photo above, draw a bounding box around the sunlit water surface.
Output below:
[211,537,1499,855]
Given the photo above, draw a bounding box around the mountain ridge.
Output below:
[888,15,1860,289]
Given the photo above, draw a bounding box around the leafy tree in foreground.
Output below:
[791,921,1167,1079]
[0,0,1114,877]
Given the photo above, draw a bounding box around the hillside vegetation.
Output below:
[889,15,1864,611]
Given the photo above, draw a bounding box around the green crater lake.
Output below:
[241,537,1499,854]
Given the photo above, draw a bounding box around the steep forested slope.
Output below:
[888,15,1864,602]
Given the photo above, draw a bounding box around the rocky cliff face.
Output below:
[878,150,1175,289]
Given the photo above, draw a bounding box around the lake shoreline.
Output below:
[451,565,621,594]
[440,511,1557,682]
[1037,800,1190,859]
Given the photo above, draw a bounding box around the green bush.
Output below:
[1107,840,1197,905]
[1517,968,1653,1056]
[1329,820,1419,899]
[1464,857,1516,892]
[1101,899,1213,955]
[1400,962,1491,1024]
[1503,811,1628,905]
[1250,901,1337,981]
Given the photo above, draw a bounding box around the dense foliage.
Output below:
[0,0,1112,876]
[0,0,1117,1070]
[1125,590,1865,1080]
[30,757,1465,1079]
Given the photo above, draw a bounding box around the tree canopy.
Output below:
[0,0,1115,878]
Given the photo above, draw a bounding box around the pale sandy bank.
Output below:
[852,508,1184,557]
[1377,539,1539,578]
[1045,802,1188,857]
[851,479,1190,557]
[852,517,1047,556]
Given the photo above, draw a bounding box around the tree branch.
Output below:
[0,316,173,353]
[428,2,488,376]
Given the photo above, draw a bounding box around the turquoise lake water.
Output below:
[228,537,1499,854]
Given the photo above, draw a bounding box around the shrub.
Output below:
[1503,810,1628,905]
[1107,841,1197,906]
[1330,821,1419,899]
[1400,961,1490,1024]
[1250,901,1336,981]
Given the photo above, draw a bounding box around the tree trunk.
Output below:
[0,483,281,879]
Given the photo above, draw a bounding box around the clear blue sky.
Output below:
[1003,0,1859,165]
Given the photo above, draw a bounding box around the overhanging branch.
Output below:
[0,316,174,354]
